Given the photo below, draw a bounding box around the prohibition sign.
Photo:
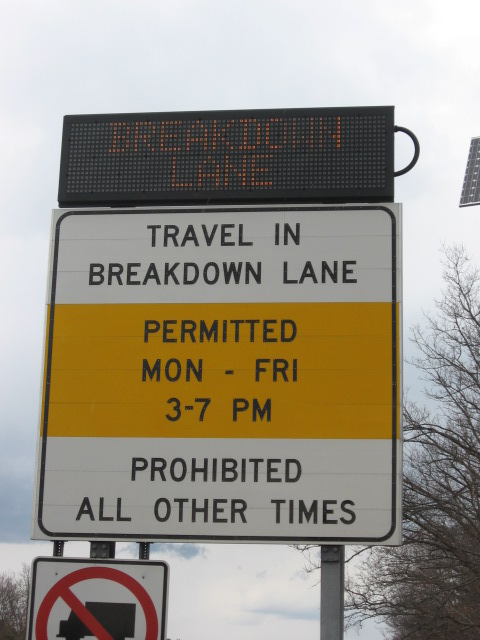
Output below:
[35,566,159,640]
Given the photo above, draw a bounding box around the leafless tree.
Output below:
[299,246,480,638]
[0,564,30,640]
[350,245,480,638]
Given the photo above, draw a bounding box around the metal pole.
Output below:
[320,546,344,640]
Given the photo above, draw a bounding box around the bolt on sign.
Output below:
[32,203,402,544]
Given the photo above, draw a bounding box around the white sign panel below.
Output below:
[27,558,169,640]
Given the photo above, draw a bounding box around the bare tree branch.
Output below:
[0,564,30,640]
[299,246,480,639]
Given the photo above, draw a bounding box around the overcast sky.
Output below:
[1,0,480,639]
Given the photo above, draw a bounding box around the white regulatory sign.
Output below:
[33,204,402,544]
[27,558,169,640]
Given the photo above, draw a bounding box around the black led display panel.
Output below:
[58,107,394,206]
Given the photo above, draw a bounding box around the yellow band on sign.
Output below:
[42,301,398,440]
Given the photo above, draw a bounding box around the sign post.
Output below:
[321,547,345,640]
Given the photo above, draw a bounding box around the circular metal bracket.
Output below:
[394,125,420,177]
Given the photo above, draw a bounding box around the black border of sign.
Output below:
[58,106,395,206]
[36,204,400,544]
[27,557,169,640]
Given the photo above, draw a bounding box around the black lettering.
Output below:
[174,498,188,522]
[299,261,318,284]
[223,262,243,284]
[116,498,131,522]
[255,359,269,381]
[142,359,160,381]
[165,359,181,381]
[183,263,199,284]
[164,225,179,246]
[271,499,285,524]
[154,498,171,522]
[202,224,218,246]
[289,499,295,523]
[245,319,260,341]
[147,224,161,247]
[186,359,202,381]
[238,224,253,246]
[213,499,228,523]
[144,320,160,342]
[222,459,238,482]
[299,500,318,524]
[249,458,262,482]
[283,223,300,245]
[143,263,161,285]
[263,320,276,342]
[273,359,289,382]
[192,498,209,522]
[266,459,281,482]
[323,500,338,524]
[126,263,141,285]
[163,320,176,343]
[170,458,187,481]
[142,358,202,381]
[164,262,180,284]
[231,499,247,523]
[283,261,297,284]
[281,319,296,342]
[340,500,356,524]
[181,225,200,247]
[151,458,167,481]
[204,262,220,284]
[246,262,261,284]
[285,459,302,482]
[108,263,124,285]
[131,457,148,480]
[253,398,271,421]
[233,398,248,421]
[99,497,114,521]
[181,320,197,342]
[231,319,244,341]
[191,458,209,482]
[322,261,338,283]
[76,497,95,521]
[343,260,357,283]
[199,320,218,342]
[89,264,104,285]
[220,224,235,246]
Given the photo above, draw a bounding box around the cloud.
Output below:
[153,543,207,560]
[246,605,318,621]
[0,480,32,542]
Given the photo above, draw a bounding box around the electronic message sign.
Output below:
[32,203,402,545]
[58,107,394,206]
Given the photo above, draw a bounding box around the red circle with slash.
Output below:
[35,566,158,640]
